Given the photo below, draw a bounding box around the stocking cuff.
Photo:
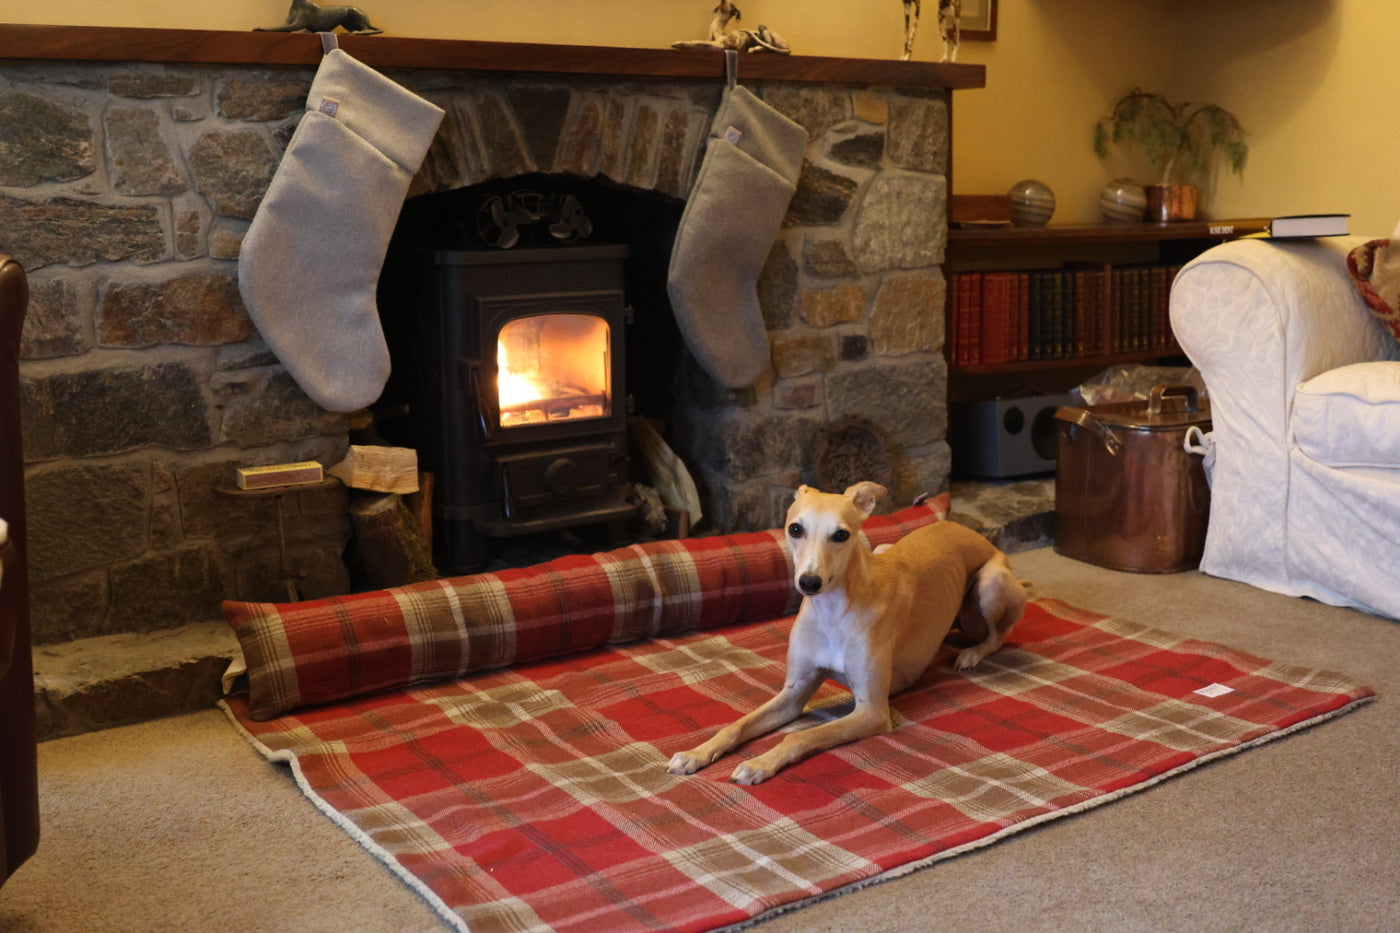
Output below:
[308,49,445,172]
[707,86,807,185]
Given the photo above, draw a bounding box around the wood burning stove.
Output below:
[379,244,633,573]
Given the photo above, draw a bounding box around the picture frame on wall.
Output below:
[962,0,998,41]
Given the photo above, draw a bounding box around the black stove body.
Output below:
[379,245,633,574]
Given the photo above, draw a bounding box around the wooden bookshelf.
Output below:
[943,220,1256,403]
[947,219,1263,249]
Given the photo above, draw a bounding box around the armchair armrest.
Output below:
[1172,236,1396,434]
[0,524,12,678]
[0,253,38,886]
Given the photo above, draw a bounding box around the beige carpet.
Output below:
[1,546,1396,933]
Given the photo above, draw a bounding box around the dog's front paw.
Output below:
[729,760,775,785]
[667,749,714,775]
[954,646,986,671]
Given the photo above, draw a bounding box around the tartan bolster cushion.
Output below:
[225,492,949,720]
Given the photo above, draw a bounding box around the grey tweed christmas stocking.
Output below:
[238,48,444,413]
[667,77,808,389]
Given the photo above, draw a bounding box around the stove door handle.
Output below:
[459,357,495,440]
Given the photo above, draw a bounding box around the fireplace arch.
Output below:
[390,73,952,537]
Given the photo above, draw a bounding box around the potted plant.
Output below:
[1093,88,1248,222]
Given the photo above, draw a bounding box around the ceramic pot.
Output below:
[1145,184,1198,222]
[1099,178,1147,224]
[1007,179,1055,227]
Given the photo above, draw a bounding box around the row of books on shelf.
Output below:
[948,263,1183,367]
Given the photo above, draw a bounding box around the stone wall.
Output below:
[0,57,949,648]
[652,85,951,531]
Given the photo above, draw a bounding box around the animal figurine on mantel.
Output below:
[672,1,791,54]
[256,0,383,35]
[901,0,962,62]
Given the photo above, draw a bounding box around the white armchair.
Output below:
[1169,235,1400,619]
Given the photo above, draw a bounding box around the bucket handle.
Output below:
[1148,384,1200,415]
[1055,406,1123,456]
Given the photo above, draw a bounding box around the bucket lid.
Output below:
[1055,385,1210,430]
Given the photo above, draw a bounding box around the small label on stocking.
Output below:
[723,125,743,145]
[318,97,341,117]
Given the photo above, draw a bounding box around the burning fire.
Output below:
[496,341,548,411]
[495,314,610,427]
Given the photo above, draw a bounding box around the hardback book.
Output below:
[1209,214,1350,238]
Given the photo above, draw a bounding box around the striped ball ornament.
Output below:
[1008,179,1055,227]
[1100,178,1147,224]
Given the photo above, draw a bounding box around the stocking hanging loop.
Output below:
[319,31,340,54]
[724,49,737,88]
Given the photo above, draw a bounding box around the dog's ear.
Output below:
[842,481,887,517]
[793,484,817,501]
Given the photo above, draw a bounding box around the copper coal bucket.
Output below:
[1053,385,1211,573]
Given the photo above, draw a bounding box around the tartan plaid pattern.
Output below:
[224,597,1374,933]
[1347,238,1400,342]
[224,495,950,720]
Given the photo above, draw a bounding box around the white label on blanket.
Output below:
[723,125,743,145]
[1194,682,1234,698]
[319,97,340,117]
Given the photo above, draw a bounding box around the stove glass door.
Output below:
[495,313,611,428]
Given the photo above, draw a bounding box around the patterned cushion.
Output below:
[225,493,949,720]
[1346,238,1400,342]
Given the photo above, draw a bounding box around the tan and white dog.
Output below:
[667,481,1025,785]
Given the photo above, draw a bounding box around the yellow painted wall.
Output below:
[944,0,1176,226]
[1,0,1391,233]
[1164,0,1395,236]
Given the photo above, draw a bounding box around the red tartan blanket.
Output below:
[223,598,1374,933]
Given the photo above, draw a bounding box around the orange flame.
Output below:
[496,340,547,410]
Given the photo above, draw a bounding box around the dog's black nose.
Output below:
[798,573,823,596]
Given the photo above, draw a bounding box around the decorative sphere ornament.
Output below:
[1008,179,1055,227]
[1099,178,1147,224]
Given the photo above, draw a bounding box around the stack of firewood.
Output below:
[330,446,438,588]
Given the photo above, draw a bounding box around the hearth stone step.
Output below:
[32,623,239,742]
[31,479,1053,740]
[949,477,1055,554]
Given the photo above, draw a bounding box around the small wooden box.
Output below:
[236,461,325,490]
[950,193,1013,227]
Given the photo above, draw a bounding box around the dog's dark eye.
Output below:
[831,529,850,543]
[787,523,804,539]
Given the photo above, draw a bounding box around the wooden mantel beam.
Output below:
[0,23,985,90]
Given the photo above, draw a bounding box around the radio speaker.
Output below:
[950,393,1079,479]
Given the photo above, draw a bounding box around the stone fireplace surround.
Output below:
[0,26,980,696]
